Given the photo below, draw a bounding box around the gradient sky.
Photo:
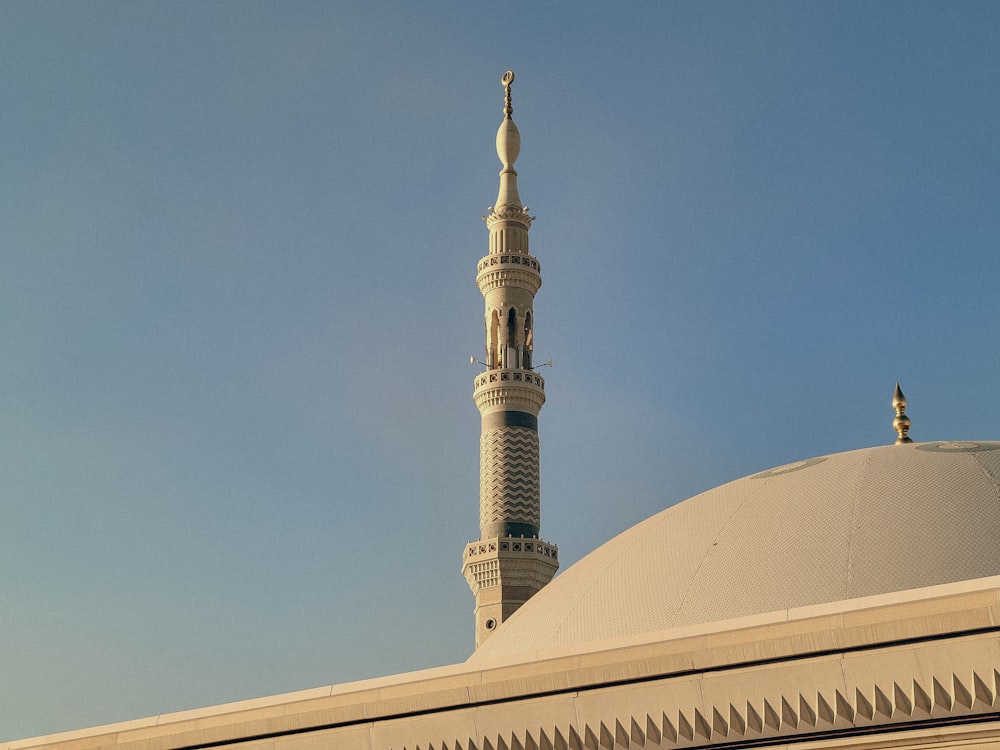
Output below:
[2,1,999,741]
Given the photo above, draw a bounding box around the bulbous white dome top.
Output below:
[469,441,1000,662]
[495,117,520,168]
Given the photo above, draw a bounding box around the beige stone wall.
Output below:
[9,579,999,750]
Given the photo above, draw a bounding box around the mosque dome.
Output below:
[469,441,1000,663]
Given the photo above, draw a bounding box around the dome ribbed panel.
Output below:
[849,444,1000,597]
[544,478,748,648]
[674,452,863,627]
[469,442,1000,663]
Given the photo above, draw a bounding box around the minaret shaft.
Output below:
[462,72,558,649]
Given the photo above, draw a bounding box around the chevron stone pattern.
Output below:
[480,426,540,528]
[397,667,1000,750]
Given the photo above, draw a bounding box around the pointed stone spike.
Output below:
[856,687,874,720]
[614,719,629,748]
[583,725,598,750]
[799,694,816,726]
[932,676,953,711]
[644,715,660,747]
[629,717,644,746]
[953,674,973,709]
[780,696,798,729]
[817,691,836,725]
[677,711,694,741]
[729,704,746,736]
[893,682,913,716]
[763,699,781,731]
[568,726,583,750]
[553,727,568,750]
[598,722,614,749]
[712,707,728,737]
[874,685,893,718]
[659,713,676,744]
[913,679,933,714]
[693,709,711,740]
[497,736,510,750]
[539,729,554,750]
[484,736,495,750]
[511,733,524,750]
[524,730,538,750]
[973,671,995,708]
[746,701,763,733]
[836,690,855,722]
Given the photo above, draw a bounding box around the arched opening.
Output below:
[523,311,533,370]
[506,308,517,368]
[488,310,500,369]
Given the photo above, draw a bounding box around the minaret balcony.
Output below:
[476,254,542,296]
[473,368,546,415]
[461,536,559,594]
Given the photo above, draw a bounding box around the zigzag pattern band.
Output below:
[480,426,540,527]
[397,667,1000,750]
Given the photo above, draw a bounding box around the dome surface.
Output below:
[469,441,1000,662]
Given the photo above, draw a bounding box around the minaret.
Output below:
[462,71,558,648]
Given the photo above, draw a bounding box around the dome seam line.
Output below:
[672,476,769,626]
[844,451,874,600]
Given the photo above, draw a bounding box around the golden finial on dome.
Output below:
[502,70,514,119]
[892,382,913,444]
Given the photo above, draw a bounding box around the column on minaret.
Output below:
[462,71,558,649]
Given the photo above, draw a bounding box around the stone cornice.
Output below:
[9,580,1000,750]
[484,206,534,230]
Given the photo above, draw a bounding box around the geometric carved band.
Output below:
[399,663,1000,750]
[480,425,540,530]
[461,537,559,594]
[473,370,546,415]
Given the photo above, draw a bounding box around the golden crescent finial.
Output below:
[502,70,515,119]
[892,382,913,444]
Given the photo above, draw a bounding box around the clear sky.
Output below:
[2,1,998,741]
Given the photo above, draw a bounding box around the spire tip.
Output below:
[892,382,913,444]
[502,70,515,119]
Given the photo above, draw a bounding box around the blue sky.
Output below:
[2,1,998,740]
